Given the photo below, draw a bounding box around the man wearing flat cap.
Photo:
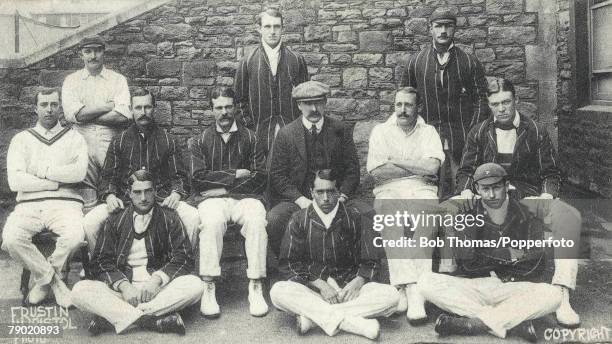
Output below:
[400,6,489,198]
[62,35,131,211]
[417,163,563,342]
[267,80,364,257]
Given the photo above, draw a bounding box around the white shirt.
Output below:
[133,208,153,234]
[495,111,520,154]
[301,116,324,134]
[434,41,454,66]
[33,122,63,139]
[262,40,281,76]
[216,120,239,143]
[312,201,339,229]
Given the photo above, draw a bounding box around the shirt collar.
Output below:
[312,201,340,229]
[133,207,154,221]
[33,121,63,136]
[262,40,281,56]
[433,41,455,54]
[80,66,109,80]
[494,110,520,128]
[301,116,324,133]
[215,120,238,134]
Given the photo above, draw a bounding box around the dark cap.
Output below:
[79,36,105,49]
[429,7,458,23]
[292,81,330,102]
[473,163,507,185]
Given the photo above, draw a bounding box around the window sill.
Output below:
[576,104,612,114]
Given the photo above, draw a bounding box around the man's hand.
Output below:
[35,162,49,179]
[294,196,312,209]
[161,191,181,210]
[105,100,115,112]
[509,248,525,261]
[319,283,340,304]
[105,194,124,213]
[140,275,162,303]
[236,169,251,179]
[201,188,228,198]
[338,276,365,302]
[118,281,140,307]
[338,193,348,203]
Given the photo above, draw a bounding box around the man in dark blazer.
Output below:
[71,169,203,336]
[267,81,362,256]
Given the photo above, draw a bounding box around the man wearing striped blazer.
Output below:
[400,7,489,197]
[270,169,399,340]
[455,78,581,328]
[234,8,309,159]
[71,170,203,336]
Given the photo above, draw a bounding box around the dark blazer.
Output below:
[269,116,360,204]
[456,114,561,198]
[90,204,194,289]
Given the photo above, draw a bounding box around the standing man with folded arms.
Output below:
[234,8,309,159]
[62,35,131,211]
[400,7,489,197]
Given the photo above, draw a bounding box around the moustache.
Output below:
[308,111,322,117]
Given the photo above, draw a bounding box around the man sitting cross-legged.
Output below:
[189,87,268,318]
[418,163,562,342]
[270,169,399,340]
[71,170,204,336]
[2,87,87,308]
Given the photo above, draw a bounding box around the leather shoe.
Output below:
[434,314,474,337]
[88,316,114,336]
[155,313,185,335]
[509,320,538,343]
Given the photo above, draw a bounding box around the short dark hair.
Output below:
[396,86,419,104]
[209,87,236,108]
[127,169,154,189]
[131,87,156,106]
[35,87,61,106]
[257,8,283,26]
[486,77,516,98]
[310,169,338,189]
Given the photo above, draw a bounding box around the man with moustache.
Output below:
[83,87,200,255]
[366,87,445,324]
[189,87,268,318]
[270,169,398,340]
[267,81,362,257]
[418,163,562,343]
[455,77,582,328]
[400,7,489,197]
[2,88,87,307]
[62,35,131,210]
[72,170,203,336]
[234,8,309,158]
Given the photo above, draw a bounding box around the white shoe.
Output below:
[395,285,407,313]
[406,283,427,324]
[339,316,380,340]
[200,280,220,318]
[295,314,315,335]
[438,258,457,273]
[50,274,72,308]
[27,283,50,305]
[556,286,580,328]
[248,279,269,317]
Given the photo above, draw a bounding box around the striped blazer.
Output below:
[456,114,561,198]
[90,204,194,289]
[400,44,489,162]
[189,124,266,198]
[234,43,309,156]
[278,202,381,287]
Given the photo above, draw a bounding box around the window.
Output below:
[589,0,612,103]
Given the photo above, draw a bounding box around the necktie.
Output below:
[310,124,317,137]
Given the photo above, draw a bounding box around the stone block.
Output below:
[216,61,238,75]
[475,48,495,62]
[189,87,208,99]
[157,42,174,57]
[330,54,352,64]
[304,25,332,42]
[353,54,383,65]
[404,18,429,35]
[160,86,188,100]
[183,61,216,85]
[176,46,200,60]
[486,0,523,13]
[322,44,358,52]
[337,9,362,21]
[216,76,234,86]
[337,31,358,43]
[485,61,524,83]
[327,98,356,114]
[495,47,524,59]
[159,78,180,85]
[303,53,329,66]
[127,43,156,56]
[343,68,368,89]
[386,8,407,17]
[368,67,393,83]
[359,31,392,52]
[144,24,193,42]
[38,70,74,87]
[363,8,387,18]
[146,59,182,78]
[311,73,342,87]
[455,28,487,43]
[352,99,380,120]
[488,26,536,45]
[155,101,172,125]
[467,15,488,26]
[202,48,236,59]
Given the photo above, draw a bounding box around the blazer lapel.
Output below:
[513,115,528,160]
[486,122,498,159]
[292,120,307,162]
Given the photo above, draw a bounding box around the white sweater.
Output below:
[7,123,88,203]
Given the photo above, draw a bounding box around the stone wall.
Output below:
[0,0,580,200]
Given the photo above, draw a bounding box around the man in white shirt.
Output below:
[2,88,88,307]
[61,35,131,210]
[367,87,445,324]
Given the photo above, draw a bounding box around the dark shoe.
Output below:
[155,313,185,335]
[509,320,538,343]
[434,314,474,337]
[87,316,114,336]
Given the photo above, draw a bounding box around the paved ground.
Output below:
[0,198,610,344]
